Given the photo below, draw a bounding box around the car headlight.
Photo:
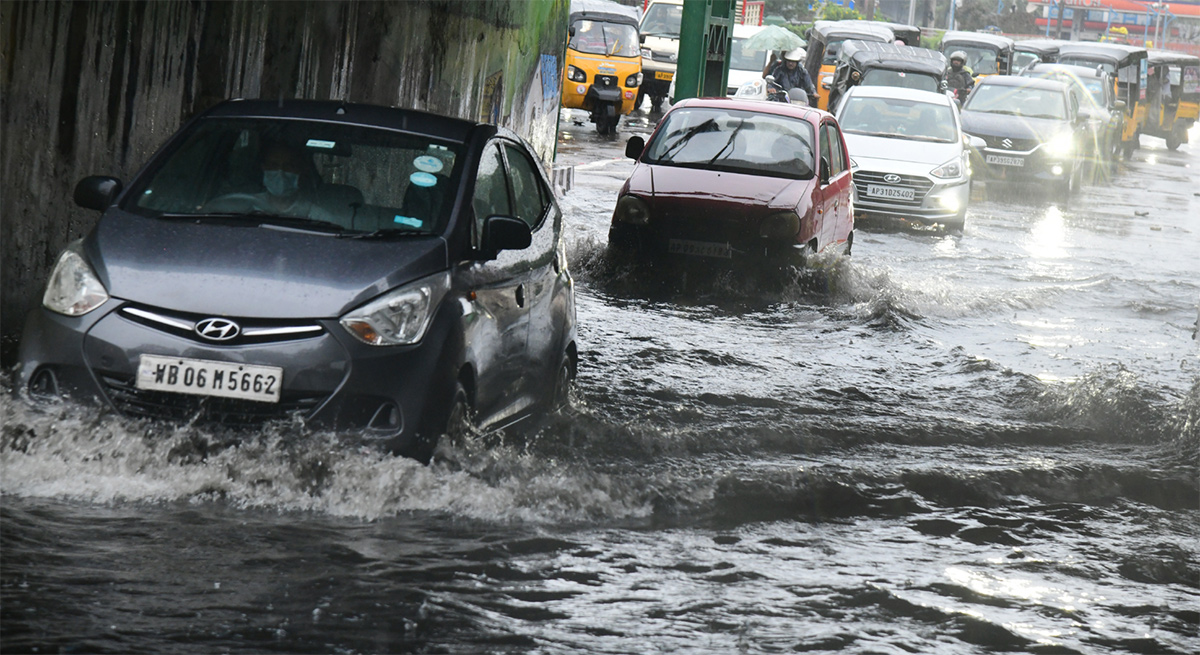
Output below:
[641,47,652,58]
[567,65,586,83]
[43,242,109,316]
[613,195,650,225]
[1043,133,1074,158]
[625,72,643,88]
[930,156,964,179]
[759,211,800,239]
[340,271,450,346]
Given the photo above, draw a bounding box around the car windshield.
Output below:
[1059,55,1116,74]
[946,44,999,75]
[642,107,816,179]
[730,37,769,72]
[861,69,941,93]
[1080,78,1107,106]
[569,19,640,57]
[838,96,958,142]
[641,3,682,38]
[126,118,462,235]
[964,83,1067,120]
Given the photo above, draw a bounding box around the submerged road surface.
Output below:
[3,108,1198,654]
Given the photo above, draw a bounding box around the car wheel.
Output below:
[844,230,854,256]
[636,89,646,110]
[552,353,575,410]
[444,381,472,444]
[1166,130,1182,151]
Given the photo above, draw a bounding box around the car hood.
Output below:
[635,164,813,216]
[959,110,1069,141]
[842,133,963,166]
[89,210,449,319]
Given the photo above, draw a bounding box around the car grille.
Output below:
[651,51,675,63]
[982,135,1039,152]
[853,171,934,208]
[120,305,324,346]
[98,373,325,427]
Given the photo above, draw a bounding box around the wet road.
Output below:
[2,106,1198,654]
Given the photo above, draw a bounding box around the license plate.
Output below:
[655,71,674,81]
[668,239,732,259]
[136,354,282,403]
[985,154,1024,167]
[866,184,914,200]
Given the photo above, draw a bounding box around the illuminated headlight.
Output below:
[759,211,800,239]
[933,194,961,212]
[43,242,109,316]
[340,271,450,346]
[930,156,964,179]
[613,195,651,225]
[625,72,643,88]
[567,65,586,83]
[1043,133,1074,158]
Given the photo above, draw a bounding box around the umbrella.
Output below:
[743,25,806,53]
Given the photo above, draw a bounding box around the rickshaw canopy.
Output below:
[829,41,947,111]
[568,0,640,30]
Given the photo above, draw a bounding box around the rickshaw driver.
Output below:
[767,48,817,105]
[946,51,975,101]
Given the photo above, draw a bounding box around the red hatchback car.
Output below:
[609,97,854,264]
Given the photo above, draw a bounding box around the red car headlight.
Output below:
[613,195,651,225]
[759,211,800,239]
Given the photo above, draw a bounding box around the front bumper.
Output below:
[972,145,1073,185]
[17,297,456,451]
[641,61,675,98]
[851,170,970,224]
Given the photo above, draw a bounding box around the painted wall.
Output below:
[0,0,568,365]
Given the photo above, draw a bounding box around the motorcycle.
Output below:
[734,75,812,106]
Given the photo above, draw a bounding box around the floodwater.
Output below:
[2,108,1197,654]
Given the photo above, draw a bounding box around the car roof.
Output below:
[976,75,1068,92]
[841,85,954,107]
[670,96,830,123]
[941,30,1014,49]
[201,99,484,143]
[1023,63,1108,79]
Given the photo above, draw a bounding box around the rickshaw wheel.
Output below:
[1166,131,1182,151]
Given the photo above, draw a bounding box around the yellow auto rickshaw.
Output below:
[561,0,643,135]
[804,20,895,111]
[939,31,1015,83]
[1144,50,1200,151]
[1057,42,1148,158]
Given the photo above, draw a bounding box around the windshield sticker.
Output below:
[413,155,444,174]
[393,215,423,228]
[410,172,438,188]
[305,139,336,149]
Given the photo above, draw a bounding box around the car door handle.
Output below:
[515,284,525,308]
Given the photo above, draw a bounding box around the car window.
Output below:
[825,123,846,176]
[125,118,462,234]
[472,144,512,245]
[838,95,958,142]
[861,69,940,94]
[964,83,1067,120]
[819,123,833,181]
[642,107,816,179]
[503,143,549,229]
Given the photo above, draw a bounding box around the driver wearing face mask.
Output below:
[204,140,341,225]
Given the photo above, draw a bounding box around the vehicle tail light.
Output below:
[759,211,800,239]
[613,195,651,225]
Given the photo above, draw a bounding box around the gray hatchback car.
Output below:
[18,100,577,461]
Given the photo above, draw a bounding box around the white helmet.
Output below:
[784,47,804,62]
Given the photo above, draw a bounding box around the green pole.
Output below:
[674,0,708,102]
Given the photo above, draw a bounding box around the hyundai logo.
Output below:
[1001,138,1013,149]
[883,174,902,184]
[195,318,241,341]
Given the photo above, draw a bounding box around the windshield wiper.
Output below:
[336,229,432,240]
[656,118,718,161]
[707,120,746,165]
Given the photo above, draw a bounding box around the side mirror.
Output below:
[764,74,776,84]
[74,176,123,211]
[1114,99,1127,111]
[569,26,576,37]
[819,156,831,185]
[479,215,531,258]
[967,135,987,151]
[625,135,645,160]
[639,34,646,44]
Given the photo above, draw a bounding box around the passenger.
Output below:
[204,141,344,226]
[946,51,975,101]
[767,48,817,105]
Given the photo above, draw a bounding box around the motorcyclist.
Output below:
[946,51,975,102]
[767,48,817,106]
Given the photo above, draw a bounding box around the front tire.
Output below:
[1166,129,1182,151]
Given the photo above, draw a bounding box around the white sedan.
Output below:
[835,85,974,230]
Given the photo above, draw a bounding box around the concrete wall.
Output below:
[0,0,568,365]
